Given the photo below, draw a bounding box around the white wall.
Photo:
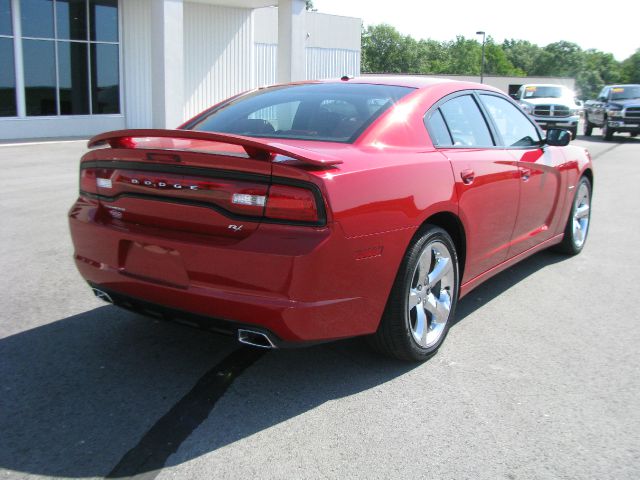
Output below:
[306,47,360,80]
[183,3,254,121]
[253,7,361,83]
[122,0,153,128]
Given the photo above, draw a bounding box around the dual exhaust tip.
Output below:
[237,328,276,349]
[92,287,276,349]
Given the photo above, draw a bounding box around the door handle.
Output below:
[460,169,475,184]
[521,168,531,181]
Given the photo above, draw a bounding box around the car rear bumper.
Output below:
[69,196,411,343]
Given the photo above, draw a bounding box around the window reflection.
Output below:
[90,0,118,42]
[6,0,120,117]
[24,39,57,116]
[21,0,54,39]
[58,41,89,114]
[91,43,119,113]
[56,0,87,40]
[0,37,17,116]
[0,0,12,36]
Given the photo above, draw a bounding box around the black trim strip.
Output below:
[80,160,327,227]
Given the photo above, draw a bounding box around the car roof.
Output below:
[315,75,492,91]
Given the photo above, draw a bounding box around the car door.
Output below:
[425,93,520,283]
[478,93,564,258]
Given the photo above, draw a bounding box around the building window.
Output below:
[0,0,17,116]
[0,0,120,118]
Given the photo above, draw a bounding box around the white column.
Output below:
[277,0,306,83]
[150,0,184,129]
[10,0,25,117]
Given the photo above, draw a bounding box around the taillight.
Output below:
[79,167,114,195]
[265,185,320,223]
[80,166,323,225]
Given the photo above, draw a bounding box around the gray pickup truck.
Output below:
[584,84,640,140]
[511,84,581,140]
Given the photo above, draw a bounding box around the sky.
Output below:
[313,0,639,61]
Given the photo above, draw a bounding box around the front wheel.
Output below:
[602,121,614,141]
[553,176,592,255]
[583,119,593,136]
[570,127,577,140]
[369,226,459,361]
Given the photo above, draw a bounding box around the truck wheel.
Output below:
[583,120,593,136]
[602,121,614,141]
[570,127,577,140]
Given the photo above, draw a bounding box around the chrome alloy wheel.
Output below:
[407,241,455,348]
[572,181,591,248]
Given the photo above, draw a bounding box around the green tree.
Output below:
[484,38,523,76]
[502,39,542,74]
[446,36,482,75]
[416,39,450,74]
[362,24,422,73]
[531,41,584,77]
[305,0,315,11]
[576,49,622,98]
[621,49,640,83]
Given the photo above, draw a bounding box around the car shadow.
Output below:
[0,249,570,478]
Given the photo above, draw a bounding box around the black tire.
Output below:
[583,119,593,136]
[602,120,614,141]
[631,132,638,138]
[368,226,459,361]
[570,127,577,140]
[553,176,592,255]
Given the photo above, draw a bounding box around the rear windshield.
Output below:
[188,83,415,143]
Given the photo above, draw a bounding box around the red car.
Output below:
[69,77,593,361]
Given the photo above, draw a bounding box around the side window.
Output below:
[598,87,608,101]
[439,95,494,147]
[480,94,541,147]
[515,86,523,99]
[425,109,453,146]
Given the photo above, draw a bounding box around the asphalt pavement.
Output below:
[1,133,639,479]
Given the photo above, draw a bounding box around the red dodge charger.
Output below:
[69,77,593,361]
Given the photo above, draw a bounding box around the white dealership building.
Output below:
[0,0,361,140]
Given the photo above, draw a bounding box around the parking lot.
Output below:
[1,134,639,479]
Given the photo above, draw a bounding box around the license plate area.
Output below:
[119,240,190,289]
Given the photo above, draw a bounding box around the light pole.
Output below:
[476,31,486,84]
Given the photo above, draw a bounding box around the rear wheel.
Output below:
[369,226,459,361]
[553,176,592,255]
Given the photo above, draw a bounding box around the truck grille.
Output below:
[625,107,640,119]
[533,105,571,118]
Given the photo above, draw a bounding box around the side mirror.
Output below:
[545,128,571,146]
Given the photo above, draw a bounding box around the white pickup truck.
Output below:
[511,84,581,140]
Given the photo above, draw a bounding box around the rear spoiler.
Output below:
[88,129,343,167]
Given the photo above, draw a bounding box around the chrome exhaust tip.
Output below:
[92,288,114,304]
[237,328,276,349]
